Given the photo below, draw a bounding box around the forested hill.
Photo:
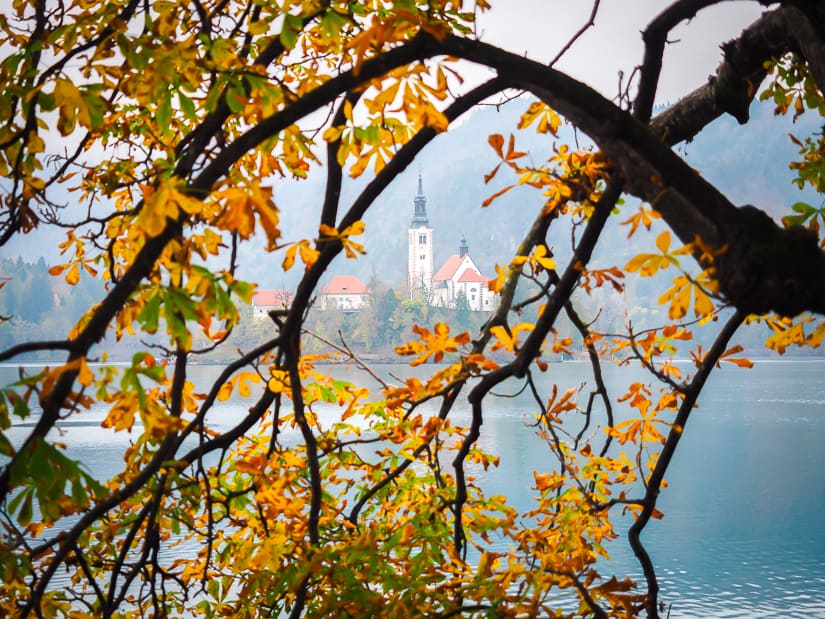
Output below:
[0,257,104,351]
[237,95,821,294]
[2,96,819,291]
[0,97,821,357]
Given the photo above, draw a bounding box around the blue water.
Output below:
[451,359,825,618]
[3,359,825,617]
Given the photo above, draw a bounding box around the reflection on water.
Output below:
[3,359,825,617]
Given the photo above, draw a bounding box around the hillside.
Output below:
[235,96,820,289]
[1,96,821,357]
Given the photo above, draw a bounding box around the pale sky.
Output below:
[476,0,770,104]
[0,1,775,263]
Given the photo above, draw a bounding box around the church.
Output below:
[407,175,498,312]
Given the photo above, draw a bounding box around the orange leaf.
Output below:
[482,184,514,207]
[488,133,504,158]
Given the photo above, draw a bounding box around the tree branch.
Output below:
[627,310,745,618]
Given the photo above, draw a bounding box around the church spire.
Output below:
[411,173,429,227]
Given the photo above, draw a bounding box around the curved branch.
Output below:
[633,0,766,122]
[320,91,360,229]
[192,32,440,192]
[548,0,601,68]
[452,179,623,555]
[627,310,745,617]
[0,340,77,363]
[429,10,825,316]
[281,78,506,344]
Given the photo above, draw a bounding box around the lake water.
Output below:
[3,359,825,617]
[452,359,825,618]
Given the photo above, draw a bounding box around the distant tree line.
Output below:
[1,257,820,363]
[0,258,104,358]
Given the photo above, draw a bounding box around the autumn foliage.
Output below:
[1,1,825,618]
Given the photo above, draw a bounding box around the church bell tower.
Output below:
[408,174,433,299]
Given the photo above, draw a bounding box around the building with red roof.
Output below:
[431,238,497,312]
[251,289,293,319]
[319,275,370,312]
[406,176,497,312]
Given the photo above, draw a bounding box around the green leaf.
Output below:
[782,214,809,227]
[82,89,106,128]
[225,85,245,114]
[12,391,30,420]
[71,477,87,506]
[118,34,146,69]
[17,490,33,526]
[0,391,7,428]
[279,13,303,49]
[139,362,165,383]
[791,201,815,215]
[138,293,161,334]
[232,279,255,303]
[178,90,196,120]
[320,10,347,39]
[1,51,24,76]
[8,486,32,518]
[207,577,220,600]
[0,431,13,457]
[783,202,818,228]
[156,93,172,130]
[37,90,55,112]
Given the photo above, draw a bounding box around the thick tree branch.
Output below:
[649,3,815,142]
[634,0,771,123]
[428,6,825,316]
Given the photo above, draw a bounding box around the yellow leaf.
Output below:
[217,381,233,401]
[237,371,261,397]
[268,368,291,395]
[655,230,671,253]
[621,206,660,237]
[102,396,137,432]
[53,78,89,135]
[693,285,715,318]
[298,240,320,269]
[282,240,319,271]
[282,244,298,271]
[322,125,344,143]
[65,264,80,285]
[720,345,754,368]
[395,322,470,366]
[531,245,555,271]
[77,358,94,387]
[517,100,561,136]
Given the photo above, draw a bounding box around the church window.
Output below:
[419,234,427,244]
[420,254,425,260]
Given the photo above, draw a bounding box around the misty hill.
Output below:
[1,95,821,357]
[237,96,821,298]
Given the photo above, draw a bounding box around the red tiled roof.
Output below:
[252,289,292,307]
[458,268,488,283]
[322,275,369,295]
[432,255,463,281]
